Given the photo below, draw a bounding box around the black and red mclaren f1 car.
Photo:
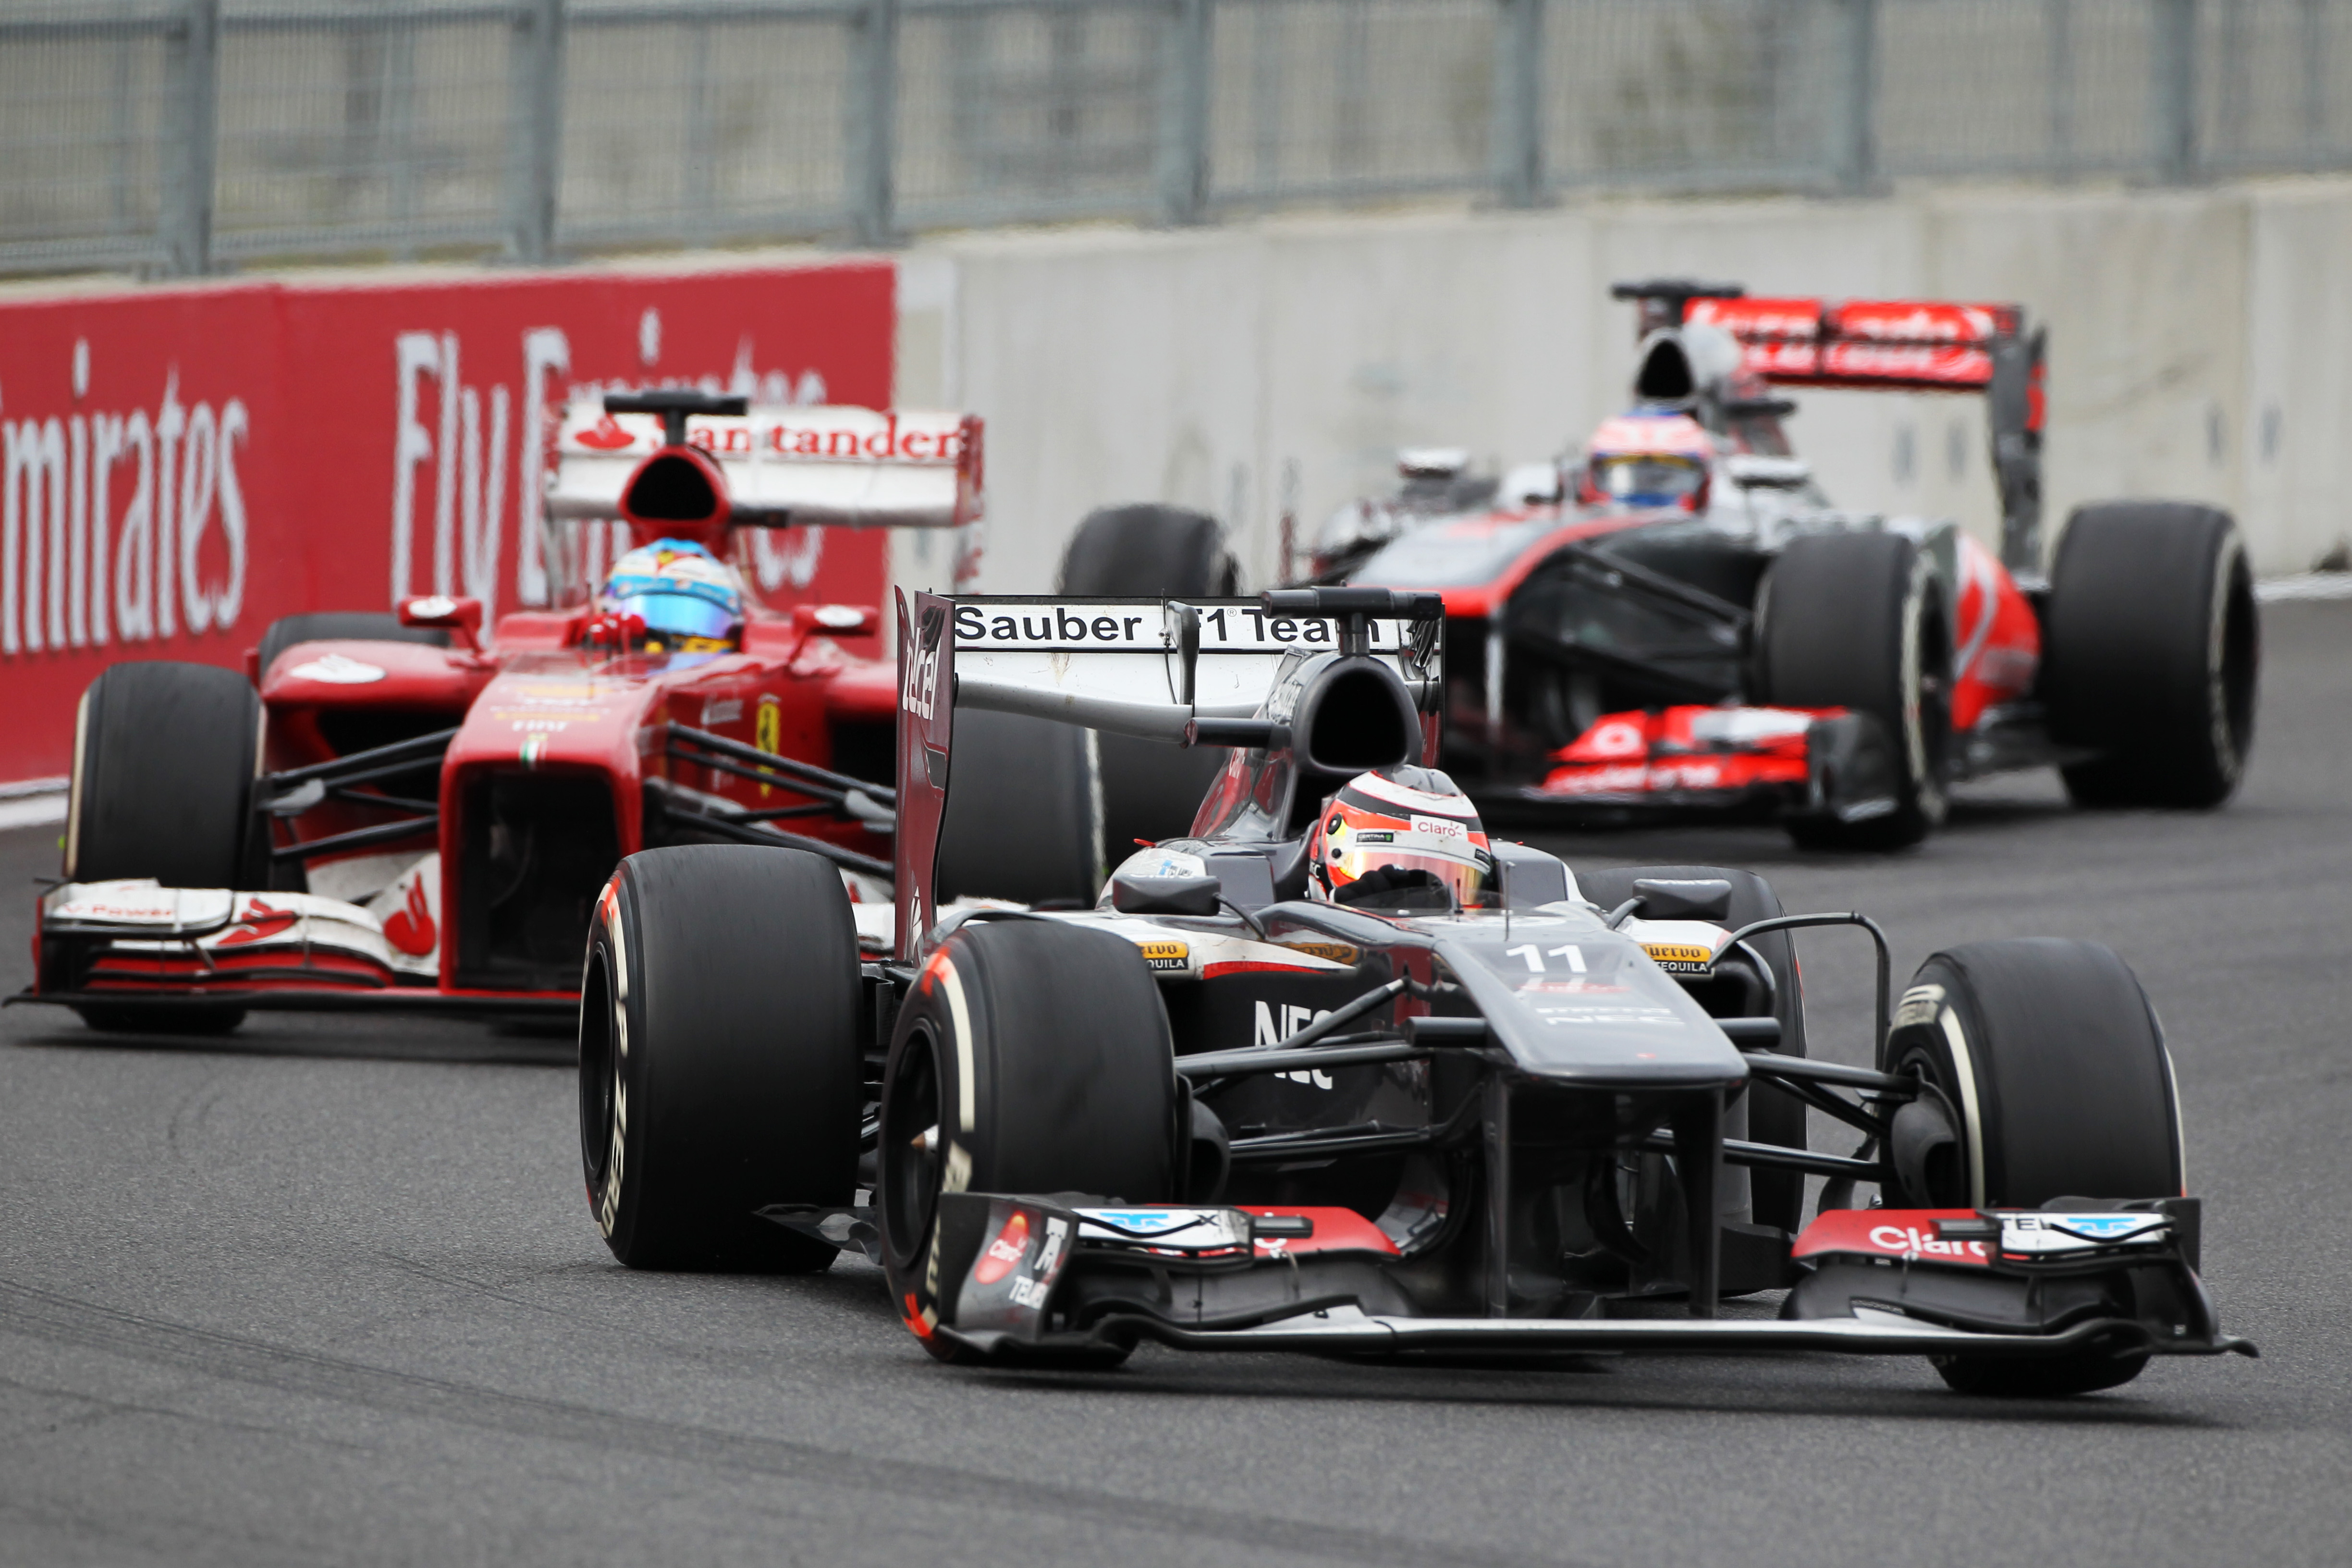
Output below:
[1304,281,2259,848]
[579,584,2251,1396]
[12,392,1098,1035]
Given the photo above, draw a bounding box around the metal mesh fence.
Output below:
[2,0,2349,277]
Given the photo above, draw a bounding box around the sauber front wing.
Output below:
[914,1194,2254,1364]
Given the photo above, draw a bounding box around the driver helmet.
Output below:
[1577,412,1714,512]
[600,538,746,652]
[1307,766,1493,911]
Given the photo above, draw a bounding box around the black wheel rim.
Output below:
[579,948,618,1205]
[879,1022,944,1270]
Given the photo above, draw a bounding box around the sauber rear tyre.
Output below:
[1576,865,1809,1240]
[878,919,1177,1366]
[66,662,263,1037]
[255,612,450,681]
[1058,504,1240,851]
[1755,531,1953,851]
[2044,502,2257,809]
[580,845,861,1271]
[1885,938,2182,1396]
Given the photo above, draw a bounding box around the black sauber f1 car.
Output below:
[579,586,2251,1395]
[1292,281,2260,848]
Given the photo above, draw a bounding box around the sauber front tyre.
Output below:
[580,844,861,1271]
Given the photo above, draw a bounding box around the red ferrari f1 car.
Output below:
[1301,280,2260,848]
[579,584,2252,1395]
[13,391,1101,1034]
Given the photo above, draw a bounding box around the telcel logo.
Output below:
[901,639,939,720]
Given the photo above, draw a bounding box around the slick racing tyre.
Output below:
[1755,531,1953,851]
[2043,502,2257,809]
[932,709,1104,907]
[1058,504,1241,852]
[255,612,449,682]
[66,662,262,1037]
[1578,865,1808,1240]
[581,845,861,1271]
[1884,938,2181,1396]
[878,919,1176,1366]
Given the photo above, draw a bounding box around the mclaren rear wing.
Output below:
[1614,281,2047,575]
[543,392,982,530]
[890,590,1440,961]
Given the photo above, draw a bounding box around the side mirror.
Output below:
[1109,871,1223,918]
[1630,877,1735,922]
[399,594,484,651]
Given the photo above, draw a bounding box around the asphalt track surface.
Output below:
[1,603,2347,1568]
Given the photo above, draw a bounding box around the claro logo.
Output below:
[2,348,250,657]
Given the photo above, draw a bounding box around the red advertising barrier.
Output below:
[0,259,894,784]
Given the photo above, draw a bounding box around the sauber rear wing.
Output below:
[543,394,982,530]
[1614,281,2048,575]
[891,590,1438,962]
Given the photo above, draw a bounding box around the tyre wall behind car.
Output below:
[1755,530,1952,851]
[2043,502,2257,809]
[580,845,862,1271]
[68,661,260,889]
[1058,504,1239,850]
[879,919,1176,1361]
[1578,864,1809,1237]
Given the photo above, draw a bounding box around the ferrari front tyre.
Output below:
[2043,502,2257,809]
[878,918,1177,1365]
[1755,531,1953,851]
[1884,938,2182,1396]
[580,845,861,1271]
[1057,504,1240,851]
[255,612,450,682]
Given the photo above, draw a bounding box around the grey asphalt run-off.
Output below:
[1,603,2346,1567]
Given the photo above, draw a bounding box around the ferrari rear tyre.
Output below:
[256,612,449,681]
[932,709,1104,907]
[878,919,1177,1365]
[1756,531,1953,851]
[2044,502,2257,809]
[1886,938,2181,1397]
[580,845,861,1271]
[1058,504,1240,851]
[1576,865,1808,1237]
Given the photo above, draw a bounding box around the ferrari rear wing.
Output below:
[543,392,981,530]
[1613,280,2047,575]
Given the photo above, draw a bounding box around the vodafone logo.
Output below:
[1587,720,1646,759]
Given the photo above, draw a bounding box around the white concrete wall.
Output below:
[893,177,2352,594]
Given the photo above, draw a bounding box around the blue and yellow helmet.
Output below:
[600,538,746,650]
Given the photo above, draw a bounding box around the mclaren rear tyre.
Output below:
[255,612,450,681]
[66,661,263,1037]
[2043,502,2257,810]
[1883,938,2182,1397]
[878,919,1177,1367]
[1755,531,1953,851]
[580,845,862,1272]
[1057,504,1241,851]
[932,709,1104,907]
